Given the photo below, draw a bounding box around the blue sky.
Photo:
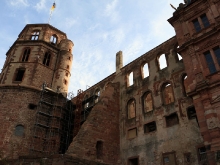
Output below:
[0,0,182,96]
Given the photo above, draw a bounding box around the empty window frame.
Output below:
[142,92,153,113]
[162,83,174,105]
[213,46,220,66]
[127,128,137,139]
[144,121,156,133]
[198,147,208,163]
[204,51,216,74]
[187,106,197,120]
[95,89,100,103]
[14,68,25,82]
[177,53,182,61]
[128,72,133,86]
[43,52,51,66]
[193,14,210,32]
[50,35,57,44]
[28,103,37,110]
[31,31,40,40]
[166,113,179,127]
[182,74,187,96]
[96,141,103,159]
[193,18,202,32]
[21,48,31,62]
[201,14,210,28]
[128,99,136,119]
[64,79,67,85]
[158,54,167,70]
[128,157,139,165]
[142,63,149,78]
[84,95,89,109]
[162,152,177,165]
[14,125,24,136]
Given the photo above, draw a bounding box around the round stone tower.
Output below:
[52,39,74,96]
[0,24,73,159]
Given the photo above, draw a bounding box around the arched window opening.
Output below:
[143,92,153,113]
[14,125,24,136]
[84,95,89,109]
[128,99,136,119]
[162,83,174,105]
[128,72,133,87]
[142,63,149,78]
[96,141,103,159]
[158,54,167,70]
[67,65,70,70]
[95,89,100,103]
[177,53,182,61]
[43,52,51,66]
[22,48,31,62]
[31,31,40,40]
[50,35,57,44]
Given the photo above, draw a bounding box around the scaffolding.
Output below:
[73,89,98,136]
[30,83,74,156]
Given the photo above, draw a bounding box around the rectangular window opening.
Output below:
[96,141,103,159]
[128,128,137,139]
[193,18,201,32]
[198,147,208,162]
[144,121,156,133]
[166,113,179,127]
[213,47,220,66]
[201,14,210,28]
[15,69,25,82]
[204,51,217,74]
[128,158,138,165]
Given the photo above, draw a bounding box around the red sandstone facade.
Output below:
[0,0,220,165]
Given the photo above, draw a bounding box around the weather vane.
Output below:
[48,1,56,24]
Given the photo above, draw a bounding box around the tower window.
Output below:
[14,68,25,82]
[43,52,51,67]
[192,18,201,32]
[14,125,24,136]
[204,51,216,74]
[50,35,57,44]
[67,65,70,70]
[31,31,40,40]
[65,72,68,77]
[22,48,31,62]
[64,79,67,85]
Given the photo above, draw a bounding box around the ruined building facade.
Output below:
[0,0,220,165]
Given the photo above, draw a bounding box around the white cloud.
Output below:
[9,0,29,7]
[104,0,119,23]
[34,0,46,12]
[64,18,77,29]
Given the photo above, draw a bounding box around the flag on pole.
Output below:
[51,2,56,11]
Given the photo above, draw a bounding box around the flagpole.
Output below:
[48,1,56,24]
